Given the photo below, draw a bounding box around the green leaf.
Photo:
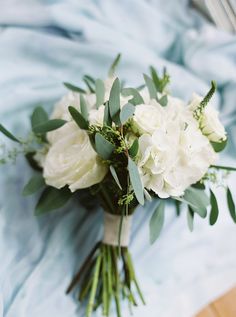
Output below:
[109,78,121,124]
[0,124,20,143]
[121,88,144,105]
[175,200,181,216]
[68,106,89,130]
[22,174,45,196]
[63,82,86,93]
[150,66,160,90]
[211,138,227,152]
[128,157,144,205]
[31,106,48,129]
[143,74,157,100]
[80,94,88,120]
[149,200,165,244]
[25,152,42,171]
[120,103,135,124]
[144,189,152,201]
[150,66,170,93]
[83,75,96,84]
[83,76,95,93]
[227,187,236,223]
[109,165,122,190]
[103,102,112,127]
[95,133,115,160]
[129,138,139,158]
[209,189,219,225]
[33,119,67,134]
[95,79,105,109]
[183,187,210,218]
[211,164,236,172]
[108,53,121,77]
[192,181,206,190]
[158,95,168,107]
[187,207,194,232]
[35,186,71,215]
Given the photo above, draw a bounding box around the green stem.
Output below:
[86,254,102,317]
[211,164,236,172]
[102,245,108,316]
[66,242,100,294]
[126,250,145,305]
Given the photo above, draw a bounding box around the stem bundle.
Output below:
[67,243,145,317]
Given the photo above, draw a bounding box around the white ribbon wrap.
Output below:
[102,212,132,247]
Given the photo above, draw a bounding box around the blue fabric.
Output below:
[0,1,236,316]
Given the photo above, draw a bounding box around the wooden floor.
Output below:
[196,287,236,317]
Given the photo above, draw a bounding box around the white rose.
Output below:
[189,93,227,142]
[43,122,107,192]
[51,91,96,121]
[132,101,165,134]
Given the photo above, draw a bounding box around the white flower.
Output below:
[189,93,227,142]
[51,91,96,121]
[136,110,217,198]
[133,101,165,134]
[43,122,107,192]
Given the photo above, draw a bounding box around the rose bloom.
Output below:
[189,93,227,143]
[43,122,107,192]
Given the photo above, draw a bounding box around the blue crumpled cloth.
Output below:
[0,1,236,317]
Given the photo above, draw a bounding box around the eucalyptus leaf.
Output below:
[158,95,168,107]
[95,133,115,160]
[175,200,181,217]
[103,102,112,127]
[149,200,165,244]
[209,189,219,225]
[31,106,48,129]
[64,82,86,93]
[211,138,227,152]
[83,76,95,93]
[22,174,45,196]
[183,187,209,218]
[129,138,139,158]
[80,94,88,120]
[0,124,20,143]
[25,152,42,171]
[143,74,157,100]
[144,189,152,201]
[95,79,105,108]
[227,187,236,223]
[68,106,89,130]
[128,157,144,205]
[33,119,67,134]
[109,165,122,190]
[83,75,96,84]
[35,186,71,215]
[187,207,194,232]
[109,78,121,124]
[108,53,121,77]
[120,103,135,124]
[122,88,144,105]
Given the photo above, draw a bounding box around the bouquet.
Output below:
[1,54,236,317]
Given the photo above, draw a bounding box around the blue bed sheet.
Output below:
[0,1,236,316]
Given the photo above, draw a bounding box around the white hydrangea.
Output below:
[132,99,217,198]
